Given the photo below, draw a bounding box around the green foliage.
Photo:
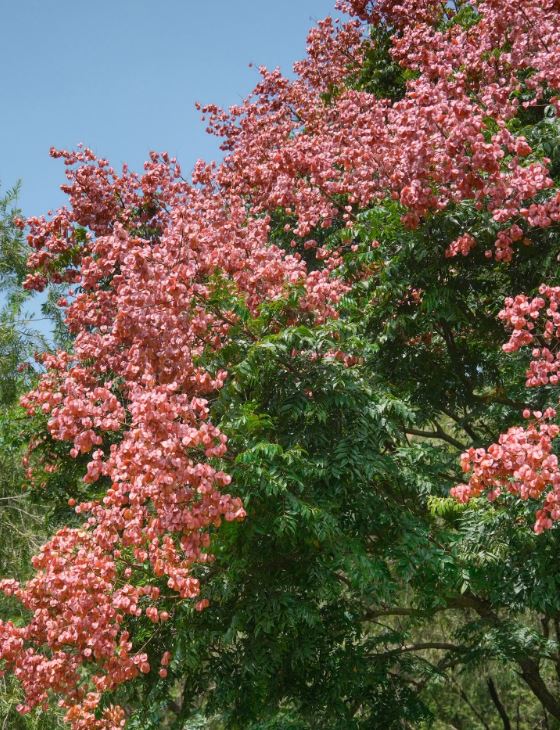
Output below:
[117,249,560,726]
[352,26,411,101]
[118,160,560,726]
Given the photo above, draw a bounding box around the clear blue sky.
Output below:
[2,0,340,219]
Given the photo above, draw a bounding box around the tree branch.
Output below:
[370,642,463,659]
[363,605,454,621]
[487,676,512,730]
[459,593,560,720]
[404,425,466,451]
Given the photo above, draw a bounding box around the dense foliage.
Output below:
[3,1,560,727]
[0,185,63,727]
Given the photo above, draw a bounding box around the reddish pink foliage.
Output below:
[454,287,560,530]
[452,285,560,532]
[451,411,560,534]
[500,286,560,388]
[3,0,560,725]
[2,148,346,725]
[445,233,477,258]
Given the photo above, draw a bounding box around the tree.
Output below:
[3,1,560,727]
[0,184,63,727]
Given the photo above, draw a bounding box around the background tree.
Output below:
[0,183,63,727]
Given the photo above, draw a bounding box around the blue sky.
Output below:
[2,0,340,219]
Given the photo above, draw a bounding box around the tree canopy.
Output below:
[3,1,560,727]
